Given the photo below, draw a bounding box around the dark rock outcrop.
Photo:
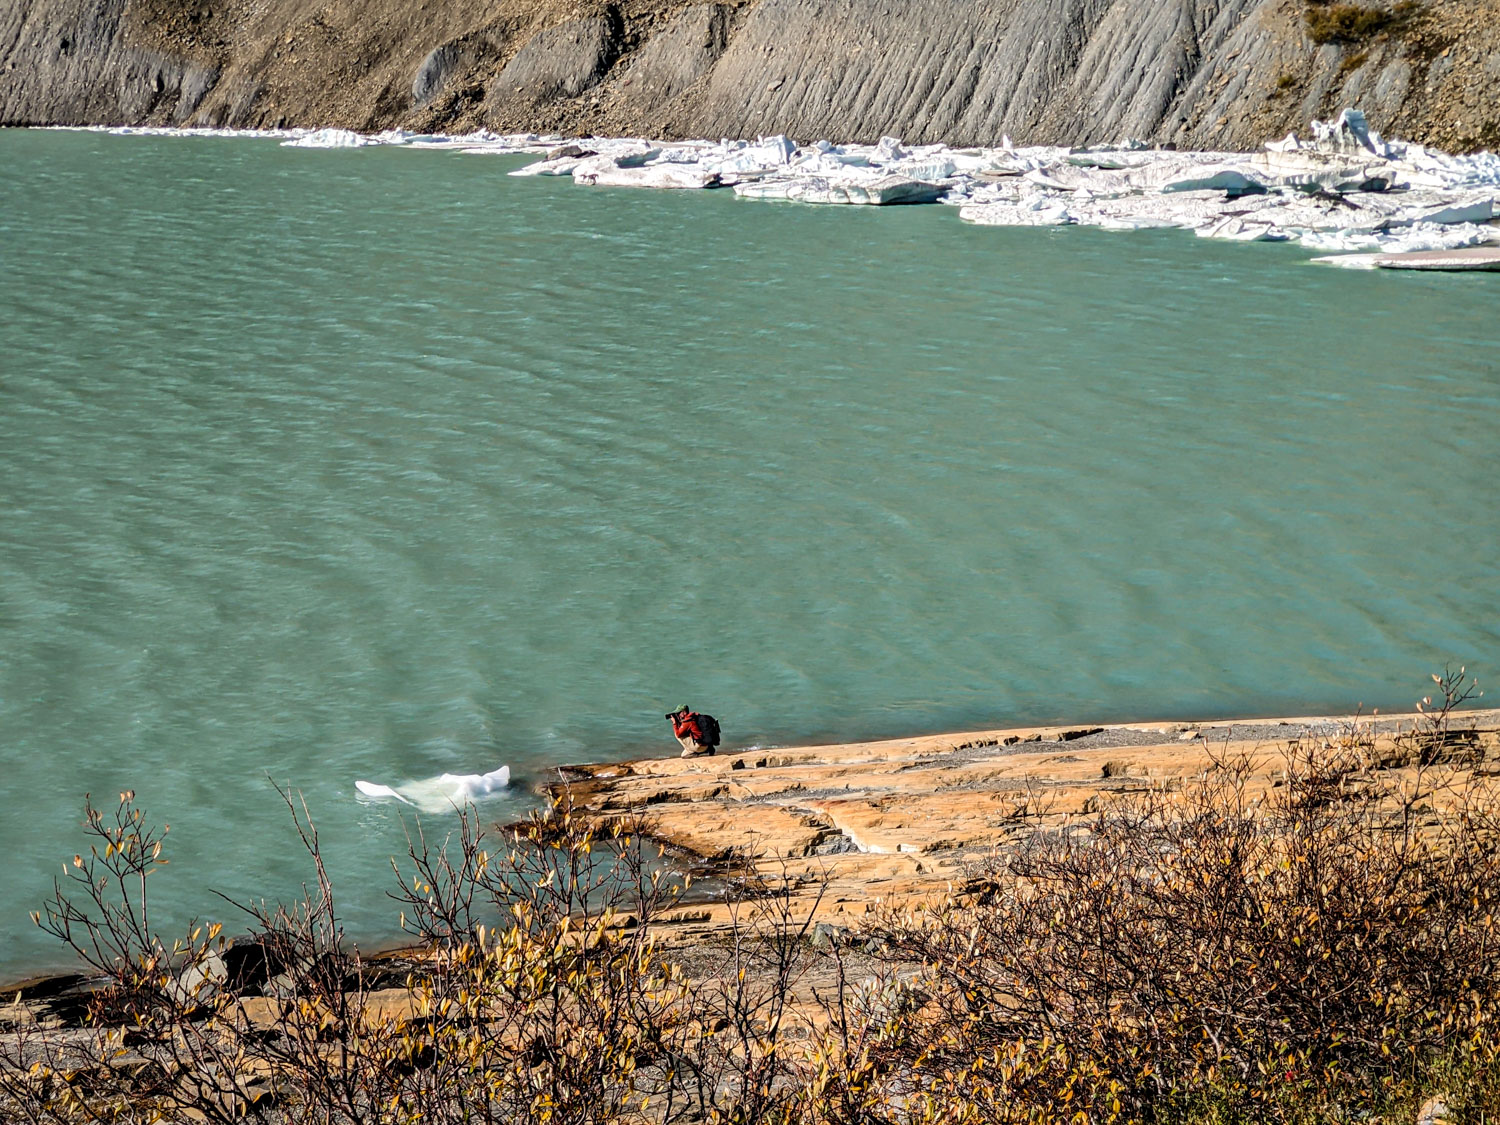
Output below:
[0,0,218,124]
[485,9,624,115]
[626,3,731,108]
[411,30,508,110]
[659,0,1492,149]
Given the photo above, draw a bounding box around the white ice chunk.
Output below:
[885,158,957,180]
[650,147,706,164]
[722,135,796,167]
[959,200,1076,226]
[356,766,511,813]
[1310,253,1384,269]
[705,138,802,173]
[1298,221,1494,254]
[1023,169,1075,191]
[354,781,414,804]
[1196,216,1289,241]
[509,156,586,176]
[574,163,721,189]
[1250,151,1394,192]
[1096,216,1179,230]
[731,179,801,200]
[787,175,946,205]
[1401,196,1495,225]
[1311,108,1388,158]
[281,128,377,148]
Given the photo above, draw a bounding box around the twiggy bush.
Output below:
[2,791,825,1124]
[856,711,1500,1123]
[4,680,1497,1125]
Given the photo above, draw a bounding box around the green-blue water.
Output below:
[1,130,1496,976]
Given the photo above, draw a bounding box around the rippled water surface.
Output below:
[1,130,1496,975]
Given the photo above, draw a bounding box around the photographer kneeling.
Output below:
[666,706,720,758]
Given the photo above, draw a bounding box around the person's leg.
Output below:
[679,736,712,757]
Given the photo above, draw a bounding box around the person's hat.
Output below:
[674,704,690,715]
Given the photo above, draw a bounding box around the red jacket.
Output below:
[672,713,704,742]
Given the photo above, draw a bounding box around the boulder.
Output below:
[411,43,461,108]
[167,950,227,1007]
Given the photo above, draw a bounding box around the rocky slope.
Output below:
[2,0,1496,152]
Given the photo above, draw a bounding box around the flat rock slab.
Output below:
[550,710,1500,943]
[1371,246,1500,271]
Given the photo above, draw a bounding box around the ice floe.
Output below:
[282,127,380,148]
[58,107,1500,267]
[355,765,511,813]
[491,111,1500,263]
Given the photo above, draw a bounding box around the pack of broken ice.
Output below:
[89,109,1500,267]
[498,110,1500,268]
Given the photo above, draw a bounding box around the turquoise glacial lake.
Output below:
[1,130,1496,976]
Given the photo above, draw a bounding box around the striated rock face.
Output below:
[485,11,624,116]
[0,0,220,125]
[1,0,1497,152]
[626,3,731,110]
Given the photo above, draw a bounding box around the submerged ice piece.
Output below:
[355,765,511,812]
[1370,246,1500,270]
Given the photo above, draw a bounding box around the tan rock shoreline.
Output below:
[7,707,1495,1006]
[7,708,1498,1120]
[549,708,1500,946]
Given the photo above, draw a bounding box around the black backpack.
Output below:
[697,713,721,747]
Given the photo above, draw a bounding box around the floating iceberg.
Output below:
[575,162,721,189]
[355,765,510,813]
[281,128,379,148]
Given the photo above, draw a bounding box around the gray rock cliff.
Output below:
[2,0,1495,152]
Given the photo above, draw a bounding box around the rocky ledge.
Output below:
[549,708,1500,945]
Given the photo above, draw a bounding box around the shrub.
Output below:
[2,791,825,1123]
[850,694,1500,1122]
[3,673,1496,1124]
